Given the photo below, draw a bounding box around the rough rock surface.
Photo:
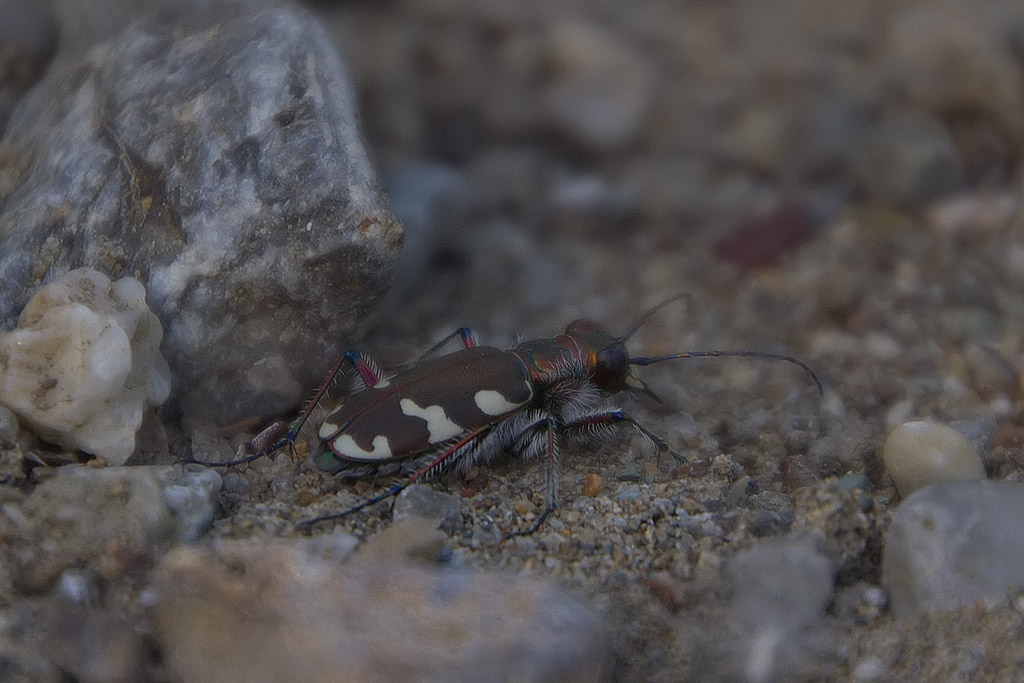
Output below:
[882,480,1024,618]
[154,540,609,683]
[0,4,403,424]
[0,268,170,463]
[12,464,221,591]
[0,0,57,133]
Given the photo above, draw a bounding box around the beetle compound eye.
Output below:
[595,345,629,386]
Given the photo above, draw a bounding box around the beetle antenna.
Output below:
[618,292,692,342]
[630,350,823,394]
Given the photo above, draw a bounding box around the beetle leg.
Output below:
[283,348,385,446]
[296,425,491,529]
[187,416,300,467]
[560,409,688,464]
[418,326,480,362]
[188,350,372,468]
[345,349,386,389]
[505,415,560,538]
[385,327,480,375]
[417,327,479,362]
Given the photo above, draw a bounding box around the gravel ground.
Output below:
[4,0,1024,681]
[191,190,1024,681]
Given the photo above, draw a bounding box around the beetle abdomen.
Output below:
[315,346,535,468]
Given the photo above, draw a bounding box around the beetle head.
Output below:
[564,319,634,394]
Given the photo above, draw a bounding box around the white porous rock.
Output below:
[0,268,170,463]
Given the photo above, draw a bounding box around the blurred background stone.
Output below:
[883,480,1024,618]
[154,540,609,683]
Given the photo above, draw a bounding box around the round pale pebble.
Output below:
[883,421,986,497]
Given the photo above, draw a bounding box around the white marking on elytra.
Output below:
[318,404,345,439]
[333,434,392,460]
[400,398,463,443]
[373,377,391,388]
[318,421,340,439]
[474,388,527,416]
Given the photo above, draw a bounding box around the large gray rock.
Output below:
[0,4,403,423]
[882,480,1024,618]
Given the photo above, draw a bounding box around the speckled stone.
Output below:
[729,539,834,623]
[678,538,836,681]
[0,405,18,447]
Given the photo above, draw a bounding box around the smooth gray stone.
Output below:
[882,480,1024,618]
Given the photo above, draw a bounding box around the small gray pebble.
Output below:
[615,464,643,482]
[949,415,997,454]
[836,472,870,493]
[160,467,223,542]
[221,471,250,497]
[393,484,462,534]
[617,486,642,502]
[56,569,100,606]
[747,509,796,538]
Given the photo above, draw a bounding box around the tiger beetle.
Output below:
[194,294,822,534]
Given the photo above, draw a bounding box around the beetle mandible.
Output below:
[196,295,822,533]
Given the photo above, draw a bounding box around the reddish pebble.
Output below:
[583,473,604,497]
[779,455,817,491]
[714,203,814,269]
[994,425,1024,448]
[514,499,538,515]
[461,472,490,497]
[642,575,687,612]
